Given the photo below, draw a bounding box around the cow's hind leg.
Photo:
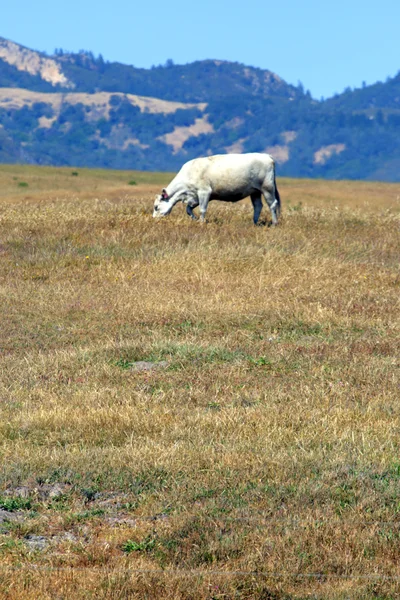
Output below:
[251,192,263,225]
[262,184,279,226]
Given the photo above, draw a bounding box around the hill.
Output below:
[1,37,400,180]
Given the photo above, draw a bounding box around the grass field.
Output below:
[0,164,399,599]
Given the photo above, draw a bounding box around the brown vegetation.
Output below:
[0,165,399,599]
[0,88,206,117]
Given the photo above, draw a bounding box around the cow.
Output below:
[153,153,281,225]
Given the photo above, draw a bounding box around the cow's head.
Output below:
[153,188,173,218]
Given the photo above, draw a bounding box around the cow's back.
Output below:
[182,153,273,188]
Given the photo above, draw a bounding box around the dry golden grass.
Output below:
[0,88,206,117]
[0,165,399,599]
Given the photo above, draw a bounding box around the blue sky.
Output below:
[2,0,399,100]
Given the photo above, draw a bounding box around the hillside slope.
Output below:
[1,38,400,180]
[0,38,301,102]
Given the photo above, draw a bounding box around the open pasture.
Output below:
[0,165,399,599]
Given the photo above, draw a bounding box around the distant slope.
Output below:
[0,87,210,170]
[0,37,302,103]
[0,38,73,90]
[1,38,400,180]
[324,72,400,111]
[56,56,302,102]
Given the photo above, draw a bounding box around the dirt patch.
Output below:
[314,143,346,165]
[130,94,206,115]
[159,116,214,152]
[0,509,26,524]
[4,483,70,501]
[129,361,169,373]
[0,89,207,119]
[0,39,73,88]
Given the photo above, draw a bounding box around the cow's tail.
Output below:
[273,172,281,219]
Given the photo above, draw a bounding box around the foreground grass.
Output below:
[0,165,399,599]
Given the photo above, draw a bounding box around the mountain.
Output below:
[1,37,400,180]
[0,37,302,101]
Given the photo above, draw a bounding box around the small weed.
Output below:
[81,488,98,503]
[207,401,221,411]
[386,462,400,479]
[115,358,135,369]
[70,508,105,523]
[71,171,79,176]
[0,497,33,512]
[334,483,357,514]
[0,538,23,553]
[129,468,169,497]
[122,536,156,553]
[279,320,325,340]
[296,549,313,567]
[193,488,218,502]
[128,180,137,185]
[48,494,71,512]
[37,468,74,485]
[154,516,247,568]
[249,356,272,367]
[17,181,28,187]
[174,319,198,332]
[378,527,399,542]
[287,201,303,212]
[363,545,376,559]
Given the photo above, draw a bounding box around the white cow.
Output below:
[153,153,281,225]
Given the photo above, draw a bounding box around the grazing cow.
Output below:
[153,153,281,225]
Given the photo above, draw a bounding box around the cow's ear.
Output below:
[161,188,169,199]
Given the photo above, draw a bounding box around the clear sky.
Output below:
[2,0,399,100]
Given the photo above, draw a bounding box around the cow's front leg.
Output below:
[198,191,211,223]
[186,199,199,220]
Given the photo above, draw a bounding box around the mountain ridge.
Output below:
[0,37,301,102]
[1,38,400,180]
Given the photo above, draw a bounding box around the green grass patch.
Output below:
[0,496,33,512]
[122,536,156,553]
[69,508,106,523]
[148,342,246,364]
[114,342,247,370]
[151,516,248,568]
